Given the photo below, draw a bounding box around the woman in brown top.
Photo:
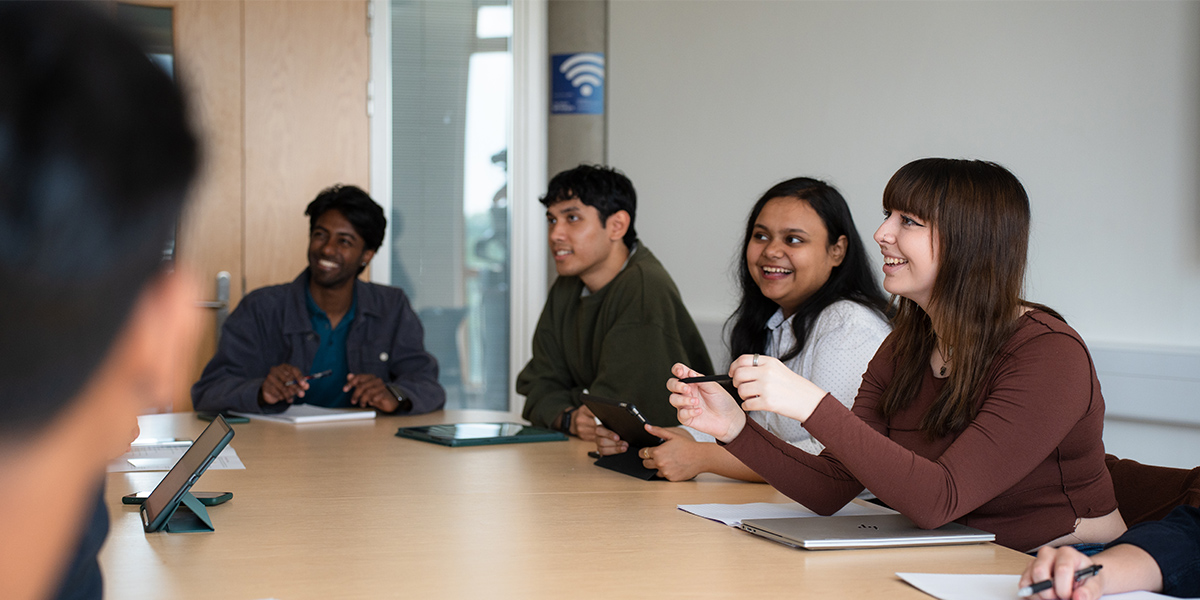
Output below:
[667,158,1125,551]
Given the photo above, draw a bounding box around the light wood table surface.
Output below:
[100,410,1032,599]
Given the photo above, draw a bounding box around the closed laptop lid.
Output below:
[738,513,995,550]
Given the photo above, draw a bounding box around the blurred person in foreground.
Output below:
[0,3,200,598]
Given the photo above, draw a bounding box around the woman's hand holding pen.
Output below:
[666,363,746,443]
[730,354,827,424]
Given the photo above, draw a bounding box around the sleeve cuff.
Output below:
[681,425,716,444]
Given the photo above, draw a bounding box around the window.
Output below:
[387,0,513,410]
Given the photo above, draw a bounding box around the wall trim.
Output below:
[367,0,392,285]
[510,0,549,413]
[1090,343,1200,429]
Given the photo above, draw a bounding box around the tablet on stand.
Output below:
[139,415,235,533]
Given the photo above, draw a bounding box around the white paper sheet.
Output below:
[896,572,1177,600]
[107,442,245,472]
[677,500,897,527]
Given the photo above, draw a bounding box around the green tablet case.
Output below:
[161,492,215,533]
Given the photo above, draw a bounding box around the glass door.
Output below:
[388,0,513,410]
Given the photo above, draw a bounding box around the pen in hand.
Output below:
[285,369,333,387]
[1018,564,1102,598]
[679,374,733,384]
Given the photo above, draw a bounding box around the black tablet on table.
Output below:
[396,423,566,447]
[580,393,663,448]
[580,394,666,481]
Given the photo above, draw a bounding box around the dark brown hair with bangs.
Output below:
[878,158,1062,438]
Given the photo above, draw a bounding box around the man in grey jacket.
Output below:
[192,185,444,415]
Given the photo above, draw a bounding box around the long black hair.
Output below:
[727,178,888,363]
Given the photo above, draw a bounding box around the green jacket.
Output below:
[517,243,714,428]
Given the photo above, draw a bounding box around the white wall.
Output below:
[608,0,1200,467]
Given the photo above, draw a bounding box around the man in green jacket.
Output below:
[516,165,713,450]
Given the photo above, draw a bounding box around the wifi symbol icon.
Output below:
[560,53,604,97]
[552,52,605,115]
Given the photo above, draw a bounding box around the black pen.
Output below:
[1018,564,1102,598]
[679,374,733,384]
[285,369,333,386]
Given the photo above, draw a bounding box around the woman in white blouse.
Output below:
[638,178,890,481]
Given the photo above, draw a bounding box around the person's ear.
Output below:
[604,210,630,243]
[829,235,848,267]
[359,248,376,268]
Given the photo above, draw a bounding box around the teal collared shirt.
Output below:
[304,289,356,407]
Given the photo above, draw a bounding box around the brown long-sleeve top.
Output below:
[724,310,1117,551]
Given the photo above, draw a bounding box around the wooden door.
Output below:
[243,1,371,291]
[171,0,245,413]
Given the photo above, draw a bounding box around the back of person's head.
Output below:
[728,177,888,361]
[878,158,1052,437]
[305,184,387,256]
[0,2,198,438]
[540,164,638,248]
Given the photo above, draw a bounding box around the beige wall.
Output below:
[607,0,1200,468]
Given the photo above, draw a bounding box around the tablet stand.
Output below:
[162,492,215,533]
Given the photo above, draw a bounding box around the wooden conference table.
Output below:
[100,410,1032,599]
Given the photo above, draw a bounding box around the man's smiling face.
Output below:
[308,209,375,289]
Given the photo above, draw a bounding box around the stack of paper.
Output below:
[108,442,245,472]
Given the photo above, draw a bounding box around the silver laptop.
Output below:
[738,514,995,550]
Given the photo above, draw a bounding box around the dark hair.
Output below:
[0,2,198,435]
[540,164,638,248]
[877,158,1061,438]
[728,178,889,363]
[305,184,387,271]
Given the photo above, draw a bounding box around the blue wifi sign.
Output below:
[551,52,605,115]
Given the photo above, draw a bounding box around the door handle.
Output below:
[197,271,231,344]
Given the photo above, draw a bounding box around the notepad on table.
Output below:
[897,573,1174,600]
[231,404,376,424]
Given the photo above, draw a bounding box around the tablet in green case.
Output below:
[140,415,235,533]
[396,423,566,447]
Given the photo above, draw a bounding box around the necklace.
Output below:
[936,343,952,377]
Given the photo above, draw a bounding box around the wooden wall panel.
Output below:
[243,0,371,291]
[172,0,245,413]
